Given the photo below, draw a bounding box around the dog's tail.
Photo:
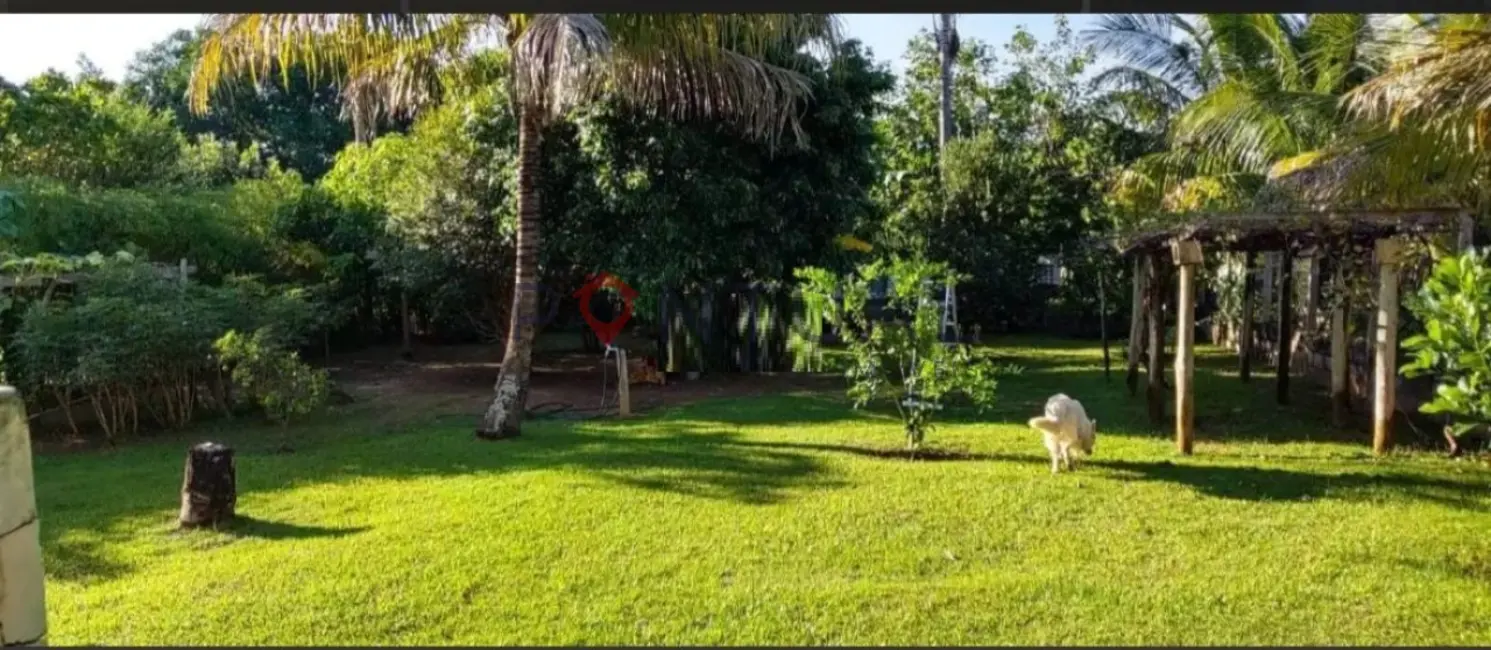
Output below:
[1028,416,1061,435]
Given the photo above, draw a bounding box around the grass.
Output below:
[35,337,1491,645]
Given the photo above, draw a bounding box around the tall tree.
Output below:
[0,70,185,188]
[124,28,355,181]
[934,13,960,167]
[189,14,839,439]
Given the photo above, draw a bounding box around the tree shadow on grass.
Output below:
[719,438,1487,513]
[1093,458,1489,511]
[33,416,850,582]
[218,515,370,541]
[720,439,1045,464]
[45,534,133,583]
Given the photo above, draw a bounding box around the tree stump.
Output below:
[178,442,236,528]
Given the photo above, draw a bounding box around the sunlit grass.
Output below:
[34,337,1491,644]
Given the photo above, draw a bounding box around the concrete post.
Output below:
[0,386,47,646]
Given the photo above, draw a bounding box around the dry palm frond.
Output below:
[1348,14,1491,152]
[189,12,839,148]
[596,14,841,148]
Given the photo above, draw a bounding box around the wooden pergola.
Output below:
[1116,208,1472,456]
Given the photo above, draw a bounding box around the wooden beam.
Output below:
[1147,253,1166,426]
[1172,240,1203,455]
[1304,255,1322,362]
[1373,238,1403,455]
[1330,257,1350,428]
[616,348,632,417]
[1100,271,1111,382]
[1260,252,1276,327]
[400,290,413,359]
[1276,248,1294,405]
[1239,251,1256,382]
[1126,256,1146,397]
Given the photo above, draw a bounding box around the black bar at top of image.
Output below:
[3,0,1487,13]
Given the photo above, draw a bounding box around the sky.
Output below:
[0,14,1095,84]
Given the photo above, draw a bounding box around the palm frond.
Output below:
[1301,13,1372,95]
[1081,14,1209,97]
[189,13,489,139]
[510,14,612,121]
[1347,14,1491,155]
[595,14,841,147]
[1090,66,1193,113]
[1170,81,1333,176]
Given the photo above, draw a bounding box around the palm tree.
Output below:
[1082,13,1218,128]
[1087,14,1378,210]
[1332,14,1491,208]
[188,14,841,439]
[933,13,958,161]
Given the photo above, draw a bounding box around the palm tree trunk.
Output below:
[477,106,543,440]
[935,14,957,159]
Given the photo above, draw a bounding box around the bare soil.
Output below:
[325,343,842,428]
[28,342,841,454]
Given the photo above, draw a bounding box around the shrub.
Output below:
[214,328,330,427]
[1402,248,1491,446]
[10,257,321,441]
[797,257,999,450]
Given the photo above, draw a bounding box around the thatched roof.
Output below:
[1117,207,1467,256]
[1118,151,1469,256]
[1250,152,1367,213]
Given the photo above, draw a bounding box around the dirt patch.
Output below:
[325,343,843,427]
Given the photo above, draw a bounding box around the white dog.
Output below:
[1027,393,1097,474]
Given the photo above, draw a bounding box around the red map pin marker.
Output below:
[574,273,638,347]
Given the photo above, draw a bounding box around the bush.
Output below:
[1402,248,1491,443]
[10,257,321,441]
[215,328,330,427]
[797,257,999,450]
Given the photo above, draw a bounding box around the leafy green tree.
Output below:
[124,28,355,182]
[321,77,523,345]
[875,22,1144,332]
[0,70,185,188]
[215,327,331,427]
[798,257,998,451]
[189,13,841,438]
[556,39,892,297]
[11,257,322,441]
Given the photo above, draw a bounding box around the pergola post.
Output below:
[1458,212,1475,251]
[1302,254,1322,369]
[1172,240,1203,455]
[1239,251,1256,382]
[1330,257,1350,428]
[0,387,47,646]
[1126,255,1147,397]
[1373,238,1403,455]
[1276,248,1294,405]
[1099,272,1111,381]
[1146,253,1166,426]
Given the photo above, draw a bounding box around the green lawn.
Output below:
[35,338,1491,645]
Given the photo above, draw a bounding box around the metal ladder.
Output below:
[940,283,961,343]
